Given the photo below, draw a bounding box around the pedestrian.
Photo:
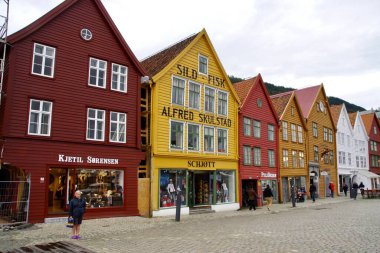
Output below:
[329,182,335,198]
[309,183,316,202]
[352,181,359,200]
[263,184,273,211]
[343,183,348,197]
[247,187,258,211]
[359,182,365,198]
[69,190,86,239]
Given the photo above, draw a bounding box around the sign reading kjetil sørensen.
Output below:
[58,154,119,164]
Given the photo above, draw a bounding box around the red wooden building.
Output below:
[0,0,145,223]
[233,74,279,207]
[361,112,380,178]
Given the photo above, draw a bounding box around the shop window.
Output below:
[291,124,296,142]
[217,128,228,153]
[170,120,184,149]
[283,149,289,167]
[204,126,215,152]
[216,171,235,204]
[86,108,105,141]
[243,146,251,165]
[243,117,251,136]
[111,63,128,93]
[204,86,215,113]
[88,58,107,88]
[172,76,185,106]
[198,54,208,75]
[77,169,124,208]
[254,147,261,166]
[268,124,274,141]
[298,125,303,143]
[253,120,261,138]
[159,170,186,208]
[218,91,228,116]
[268,150,275,167]
[188,124,200,151]
[28,99,52,136]
[188,82,200,110]
[282,121,288,140]
[32,43,55,77]
[109,112,126,143]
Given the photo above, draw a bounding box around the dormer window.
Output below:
[198,54,208,75]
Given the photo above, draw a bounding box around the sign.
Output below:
[321,171,328,176]
[188,160,215,168]
[176,64,226,88]
[261,172,277,178]
[58,154,119,165]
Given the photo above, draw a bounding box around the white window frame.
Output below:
[291,124,297,142]
[253,120,261,138]
[28,99,53,136]
[283,149,289,168]
[292,150,297,168]
[188,81,201,110]
[254,147,261,166]
[204,85,215,113]
[203,126,215,153]
[32,43,56,78]
[171,75,186,106]
[268,149,275,167]
[312,122,318,137]
[109,111,127,143]
[187,123,200,152]
[268,124,275,141]
[111,63,128,93]
[243,117,251,136]
[243,146,251,165]
[169,120,184,150]
[217,128,228,154]
[88,57,107,88]
[282,121,288,141]
[299,151,304,168]
[217,90,228,116]
[86,108,105,141]
[198,54,208,76]
[297,125,303,143]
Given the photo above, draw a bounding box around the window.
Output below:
[198,54,208,75]
[257,98,262,108]
[325,150,329,164]
[312,122,318,137]
[216,170,236,203]
[204,126,214,152]
[218,91,228,116]
[204,87,215,113]
[341,133,345,145]
[338,151,342,164]
[292,150,297,168]
[172,77,185,105]
[374,126,378,135]
[291,106,295,116]
[254,147,261,166]
[32,43,55,77]
[268,150,275,167]
[188,124,200,151]
[170,121,184,149]
[356,156,359,168]
[109,112,126,143]
[283,149,289,167]
[370,141,374,151]
[28,99,52,136]
[111,63,128,92]
[360,156,364,168]
[268,124,274,141]
[313,146,319,162]
[348,153,352,166]
[347,135,350,147]
[159,170,187,208]
[243,118,251,136]
[218,128,228,153]
[323,127,328,141]
[282,121,288,140]
[87,108,105,141]
[329,129,333,143]
[243,146,251,165]
[375,142,378,152]
[330,151,334,165]
[88,58,107,88]
[80,28,93,41]
[189,82,200,109]
[291,124,296,142]
[299,151,304,168]
[372,155,376,167]
[253,120,261,138]
[342,152,346,165]
[297,126,303,143]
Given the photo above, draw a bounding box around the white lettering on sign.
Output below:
[261,172,277,178]
[58,154,119,165]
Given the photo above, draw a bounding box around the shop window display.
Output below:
[160,170,186,208]
[77,169,124,208]
[216,171,235,204]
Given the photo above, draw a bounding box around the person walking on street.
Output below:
[310,183,316,202]
[352,181,359,200]
[343,183,348,197]
[359,182,365,198]
[263,185,273,211]
[69,190,86,239]
[247,187,258,211]
[329,182,335,198]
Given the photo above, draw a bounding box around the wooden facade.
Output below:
[0,0,145,223]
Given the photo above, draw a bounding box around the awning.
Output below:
[357,170,380,179]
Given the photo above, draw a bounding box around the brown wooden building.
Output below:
[0,0,145,223]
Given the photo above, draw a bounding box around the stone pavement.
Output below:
[1,196,379,252]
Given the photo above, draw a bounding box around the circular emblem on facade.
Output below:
[80,28,93,41]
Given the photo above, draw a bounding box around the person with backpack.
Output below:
[69,190,86,239]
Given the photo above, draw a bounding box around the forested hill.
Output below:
[228,75,366,113]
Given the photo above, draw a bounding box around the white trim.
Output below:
[217,90,229,117]
[109,111,127,143]
[187,80,201,110]
[27,99,53,136]
[187,122,200,152]
[32,43,56,78]
[169,119,185,151]
[171,75,187,107]
[110,63,128,93]
[203,125,215,153]
[86,108,105,141]
[198,54,208,76]
[204,85,216,114]
[88,57,107,89]
[217,127,228,155]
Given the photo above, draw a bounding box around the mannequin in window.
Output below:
[221,180,228,202]
[167,179,176,204]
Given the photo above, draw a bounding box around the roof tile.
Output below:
[329,104,343,127]
[232,76,257,106]
[294,85,321,118]
[270,92,293,118]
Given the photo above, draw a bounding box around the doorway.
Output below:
[242,180,257,208]
[188,171,212,207]
[48,168,74,214]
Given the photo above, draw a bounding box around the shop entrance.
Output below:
[48,168,75,214]
[188,171,212,207]
[241,180,257,208]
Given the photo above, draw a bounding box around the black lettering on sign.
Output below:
[177,64,183,75]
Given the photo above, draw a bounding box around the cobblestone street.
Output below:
[1,197,380,253]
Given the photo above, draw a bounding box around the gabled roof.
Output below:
[140,29,240,104]
[233,74,279,125]
[329,104,343,127]
[7,0,145,75]
[294,84,322,118]
[348,112,357,127]
[360,112,377,135]
[141,33,198,77]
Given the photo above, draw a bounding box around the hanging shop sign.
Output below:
[58,154,119,165]
[261,172,277,178]
[321,171,328,176]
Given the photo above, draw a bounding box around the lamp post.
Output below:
[291,177,296,207]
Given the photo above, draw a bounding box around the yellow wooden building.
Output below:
[271,91,308,203]
[295,84,338,198]
[141,29,240,216]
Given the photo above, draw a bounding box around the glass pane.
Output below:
[41,123,49,134]
[41,113,50,124]
[88,109,95,118]
[29,122,38,134]
[35,45,43,54]
[119,114,126,122]
[30,112,39,124]
[120,76,125,85]
[96,128,103,140]
[159,170,186,208]
[113,65,118,72]
[87,128,94,139]
[97,111,104,119]
[110,112,117,121]
[120,66,126,74]
[90,59,97,67]
[44,66,52,76]
[88,120,95,131]
[31,100,41,111]
[99,61,106,69]
[46,47,55,56]
[216,171,235,203]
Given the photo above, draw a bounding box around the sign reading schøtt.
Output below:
[58,154,119,165]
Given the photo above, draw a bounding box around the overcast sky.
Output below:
[4,0,380,110]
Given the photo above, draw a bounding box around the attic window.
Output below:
[81,28,93,41]
[257,98,262,108]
